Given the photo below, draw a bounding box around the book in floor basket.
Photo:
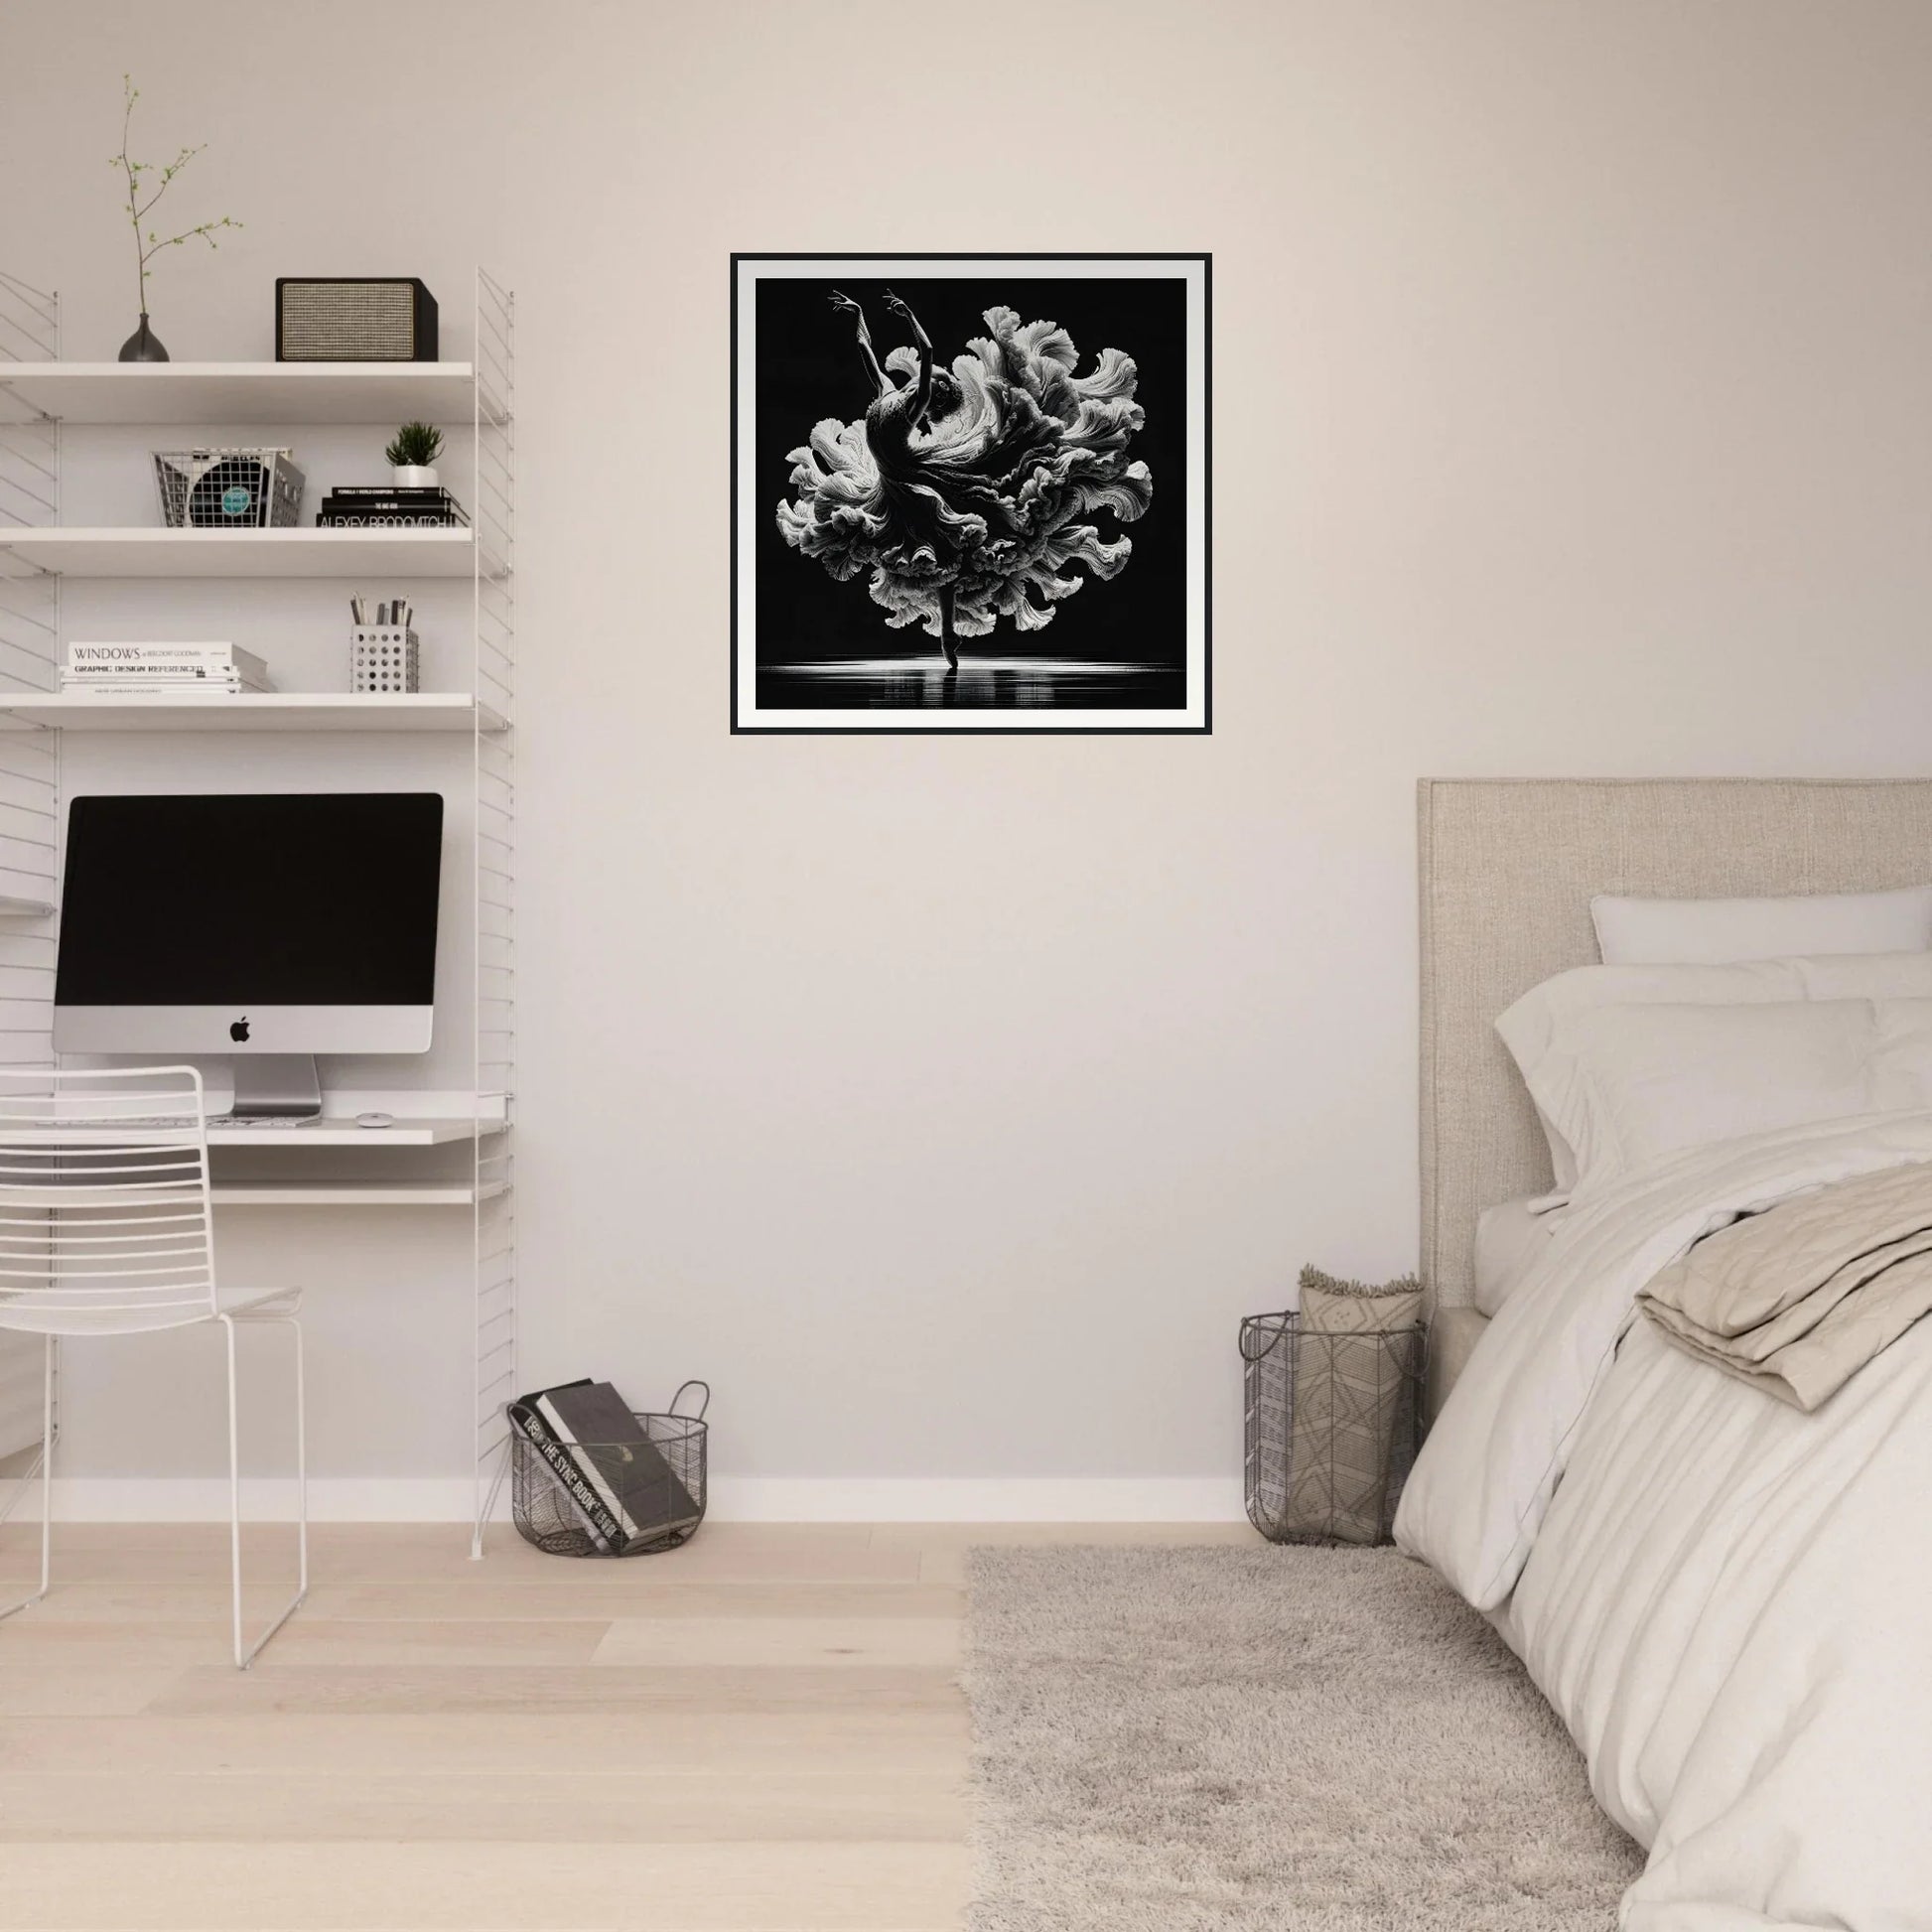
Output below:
[509,1378,703,1554]
[508,1380,618,1550]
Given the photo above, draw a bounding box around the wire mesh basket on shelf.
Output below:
[1241,1311,1423,1547]
[510,1381,708,1558]
[153,448,305,528]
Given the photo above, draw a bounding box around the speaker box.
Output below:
[275,278,439,361]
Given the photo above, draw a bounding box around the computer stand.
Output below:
[228,1055,323,1120]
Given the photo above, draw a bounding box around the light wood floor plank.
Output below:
[582,1543,923,1586]
[9,1522,878,1557]
[0,1616,611,1667]
[0,1841,967,1930]
[593,1615,960,1669]
[870,1522,1251,1547]
[0,1523,1253,1926]
[0,1668,181,1717]
[0,1710,971,1777]
[4,1522,915,1587]
[0,1580,962,1623]
[908,1521,1246,1584]
[330,1581,965,1622]
[0,1770,965,1843]
[0,1583,331,1623]
[146,1662,962,1718]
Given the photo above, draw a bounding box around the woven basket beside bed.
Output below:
[1242,1269,1425,1546]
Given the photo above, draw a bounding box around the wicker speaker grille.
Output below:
[276,279,438,361]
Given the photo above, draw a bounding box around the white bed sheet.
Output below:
[1399,1112,1932,1929]
[1472,1194,1558,1316]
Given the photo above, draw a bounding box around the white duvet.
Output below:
[1396,1112,1932,1931]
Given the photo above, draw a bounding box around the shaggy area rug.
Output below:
[962,1545,1642,1930]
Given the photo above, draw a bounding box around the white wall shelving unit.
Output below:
[0,526,483,576]
[0,1114,499,1148]
[0,266,517,1553]
[0,692,504,732]
[213,1179,509,1208]
[0,361,480,426]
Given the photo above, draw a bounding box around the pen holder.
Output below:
[350,625,420,694]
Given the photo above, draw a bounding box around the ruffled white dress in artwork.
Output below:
[776,294,1153,667]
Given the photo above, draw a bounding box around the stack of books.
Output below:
[63,641,273,695]
[509,1379,703,1555]
[316,485,469,529]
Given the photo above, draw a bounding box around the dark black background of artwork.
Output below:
[753,276,1187,672]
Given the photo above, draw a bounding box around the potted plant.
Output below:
[384,421,444,489]
[111,74,241,362]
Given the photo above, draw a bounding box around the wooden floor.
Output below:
[0,1520,1252,1930]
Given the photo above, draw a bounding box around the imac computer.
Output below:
[54,792,445,1118]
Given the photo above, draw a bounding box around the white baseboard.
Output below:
[707,1477,1246,1522]
[18,1475,1247,1525]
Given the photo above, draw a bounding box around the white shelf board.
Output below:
[0,527,481,578]
[1,1117,489,1149]
[0,692,504,734]
[211,1178,505,1207]
[211,1116,487,1148]
[0,896,54,916]
[0,361,480,426]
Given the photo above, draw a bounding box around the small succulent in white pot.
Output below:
[384,421,443,488]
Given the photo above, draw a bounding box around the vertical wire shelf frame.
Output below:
[0,266,518,1550]
[470,268,516,1557]
[0,270,62,1501]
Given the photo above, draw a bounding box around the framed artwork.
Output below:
[732,253,1210,734]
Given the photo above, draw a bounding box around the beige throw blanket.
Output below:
[1639,1160,1932,1410]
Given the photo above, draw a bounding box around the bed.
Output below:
[1399,777,1932,1931]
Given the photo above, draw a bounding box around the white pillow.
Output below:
[1496,953,1932,1201]
[1499,995,1932,1204]
[1472,1196,1560,1317]
[1591,886,1932,965]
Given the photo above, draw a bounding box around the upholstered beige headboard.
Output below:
[1419,777,1932,1311]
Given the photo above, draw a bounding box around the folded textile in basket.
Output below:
[1281,1268,1424,1545]
[1639,1159,1932,1410]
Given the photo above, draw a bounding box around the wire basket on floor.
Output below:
[1241,1311,1423,1546]
[510,1381,709,1558]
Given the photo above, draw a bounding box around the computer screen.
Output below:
[54,792,444,1055]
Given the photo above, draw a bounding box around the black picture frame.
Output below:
[731,253,1211,735]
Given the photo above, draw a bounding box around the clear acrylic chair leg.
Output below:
[220,1311,309,1670]
[0,1334,54,1623]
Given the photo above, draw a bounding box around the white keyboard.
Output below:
[89,1115,320,1130]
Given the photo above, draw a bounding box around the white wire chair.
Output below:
[0,1065,306,1668]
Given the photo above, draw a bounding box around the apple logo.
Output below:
[229,1018,250,1043]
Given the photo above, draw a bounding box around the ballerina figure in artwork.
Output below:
[776,288,1154,672]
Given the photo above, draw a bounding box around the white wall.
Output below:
[5,1,1932,1513]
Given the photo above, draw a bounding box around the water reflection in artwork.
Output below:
[758,658,1182,712]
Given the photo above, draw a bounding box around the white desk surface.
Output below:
[211,1117,493,1148]
[2,1117,497,1148]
